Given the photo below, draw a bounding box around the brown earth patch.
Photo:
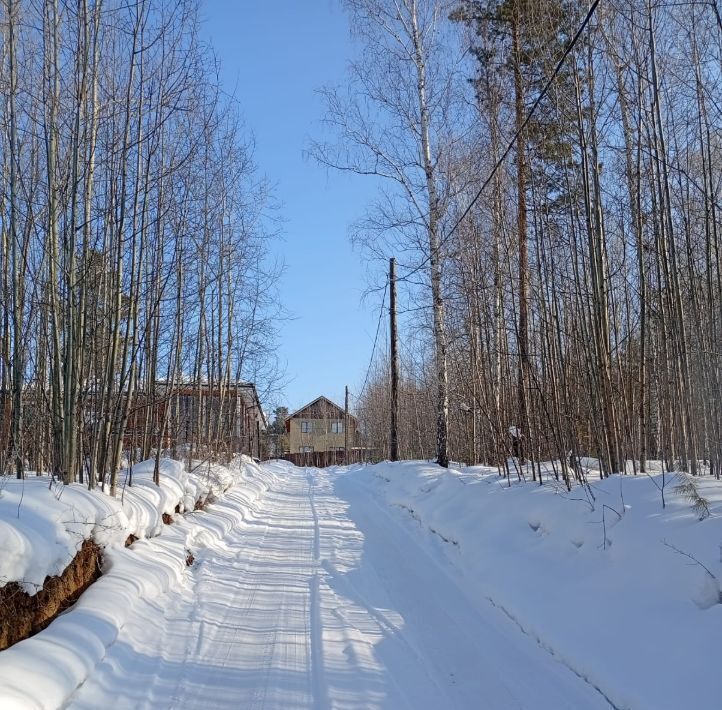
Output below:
[162,512,173,525]
[0,539,102,652]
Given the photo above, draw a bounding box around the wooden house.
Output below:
[285,396,357,456]
[124,381,266,459]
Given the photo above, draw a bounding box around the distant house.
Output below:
[170,381,266,458]
[125,381,266,459]
[0,381,266,474]
[285,396,357,455]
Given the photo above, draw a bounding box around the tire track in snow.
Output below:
[306,468,331,710]
[335,468,615,710]
[65,462,616,709]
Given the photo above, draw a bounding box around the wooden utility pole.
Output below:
[389,258,399,461]
[344,385,349,464]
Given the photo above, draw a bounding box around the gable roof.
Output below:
[239,382,268,428]
[285,395,357,422]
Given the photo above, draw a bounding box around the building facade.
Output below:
[285,396,357,454]
[124,381,266,459]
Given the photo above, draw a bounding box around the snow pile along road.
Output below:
[359,460,722,710]
[0,456,277,709]
[0,457,246,593]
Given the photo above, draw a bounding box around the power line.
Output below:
[356,0,602,402]
[400,0,603,284]
[357,277,389,405]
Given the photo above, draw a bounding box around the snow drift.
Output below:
[0,455,278,709]
[353,460,722,710]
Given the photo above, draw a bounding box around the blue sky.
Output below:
[200,1,382,415]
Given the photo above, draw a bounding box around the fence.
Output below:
[279,449,371,468]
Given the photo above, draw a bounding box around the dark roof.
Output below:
[285,396,357,422]
[157,380,267,428]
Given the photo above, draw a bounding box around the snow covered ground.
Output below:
[1,458,719,708]
[0,457,248,594]
[0,456,275,708]
[362,460,722,710]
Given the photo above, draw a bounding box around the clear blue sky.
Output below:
[200,1,382,415]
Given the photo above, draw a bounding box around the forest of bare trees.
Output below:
[322,0,722,485]
[0,0,281,490]
[3,0,722,492]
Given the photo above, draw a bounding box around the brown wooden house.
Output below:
[124,381,266,459]
[284,396,361,465]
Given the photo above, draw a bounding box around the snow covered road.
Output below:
[68,462,612,709]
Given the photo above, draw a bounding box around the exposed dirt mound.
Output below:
[0,539,102,652]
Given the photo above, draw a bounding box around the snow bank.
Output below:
[0,456,259,594]
[356,460,722,710]
[0,455,279,709]
[0,479,125,594]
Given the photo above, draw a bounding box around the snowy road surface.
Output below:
[69,463,612,709]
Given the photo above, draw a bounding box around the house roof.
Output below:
[285,395,357,422]
[240,382,268,428]
[156,379,267,428]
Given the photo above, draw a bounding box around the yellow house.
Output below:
[285,396,357,454]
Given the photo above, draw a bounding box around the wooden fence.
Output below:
[278,449,371,468]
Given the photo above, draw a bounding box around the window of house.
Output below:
[300,446,314,453]
[301,421,312,433]
[331,421,344,434]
